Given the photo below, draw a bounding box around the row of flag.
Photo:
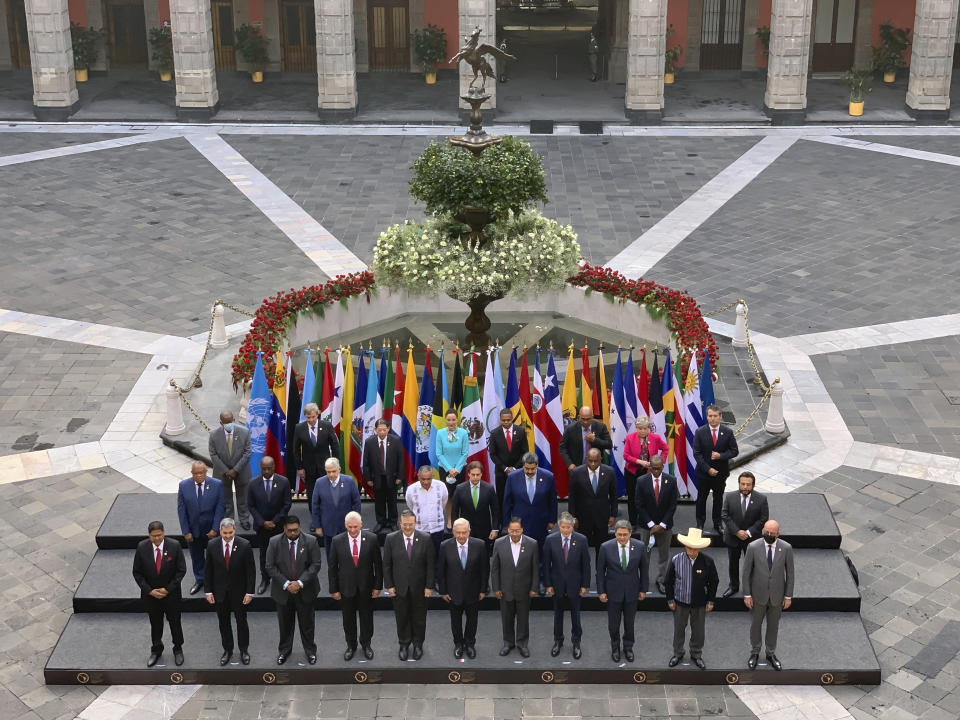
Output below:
[243,343,716,499]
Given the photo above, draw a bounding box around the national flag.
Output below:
[299,349,315,422]
[531,351,552,471]
[595,348,610,432]
[560,345,578,426]
[671,353,689,495]
[415,350,436,475]
[649,353,665,438]
[625,349,639,430]
[245,353,271,478]
[429,349,448,471]
[378,347,388,419]
[350,352,369,495]
[492,347,506,410]
[382,346,395,425]
[400,348,419,484]
[637,348,651,419]
[461,373,486,478]
[340,348,354,472]
[362,350,382,463]
[543,350,568,496]
[505,349,533,455]
[319,349,335,424]
[285,361,302,492]
[681,352,703,499]
[310,351,322,407]
[450,351,464,421]
[580,347,592,414]
[661,350,679,477]
[700,348,716,411]
[332,349,344,432]
[269,352,288,476]
[609,349,628,495]
[482,348,502,483]
[518,348,535,452]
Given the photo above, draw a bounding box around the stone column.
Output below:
[170,0,220,120]
[741,0,760,73]
[458,0,496,113]
[316,0,358,118]
[354,0,369,73]
[25,0,78,120]
[624,0,668,124]
[763,0,814,124]
[905,0,959,122]
[609,0,629,83]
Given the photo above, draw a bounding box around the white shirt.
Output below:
[152,541,164,559]
[510,539,522,566]
[618,542,630,564]
[405,482,448,534]
[646,475,667,530]
[741,493,753,537]
[223,539,233,556]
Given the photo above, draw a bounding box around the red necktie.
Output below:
[653,477,660,504]
[712,428,718,447]
[224,542,230,569]
[505,429,512,450]
[406,536,412,559]
[155,546,162,573]
[352,538,359,567]
[563,537,569,562]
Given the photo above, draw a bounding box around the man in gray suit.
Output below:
[742,519,794,671]
[209,410,252,530]
[490,517,539,657]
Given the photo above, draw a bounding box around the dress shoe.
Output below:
[307,653,317,665]
[399,644,409,661]
[147,652,161,668]
[550,641,563,657]
[373,523,384,533]
[499,644,513,656]
[173,648,184,666]
[721,586,738,599]
[572,644,582,659]
[693,656,706,669]
[241,520,251,531]
[454,645,464,659]
[767,653,782,671]
[343,646,356,661]
[257,579,269,595]
[412,644,423,660]
[656,581,666,595]
[624,649,634,662]
[362,644,374,660]
[277,653,289,665]
[713,525,723,538]
[518,646,530,658]
[240,650,250,665]
[189,582,203,595]
[465,645,476,659]
[748,653,758,670]
[668,654,683,667]
[611,648,621,663]
[220,650,232,666]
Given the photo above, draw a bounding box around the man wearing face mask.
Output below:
[209,410,252,531]
[742,519,794,671]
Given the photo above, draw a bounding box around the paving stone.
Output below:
[0,133,135,157]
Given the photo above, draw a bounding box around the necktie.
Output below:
[310,425,317,447]
[227,433,233,455]
[591,471,598,494]
[742,494,748,515]
[584,430,591,461]
[196,482,203,501]
[405,536,412,559]
[459,543,467,569]
[654,477,660,504]
[767,545,774,569]
[563,537,569,562]
[155,546,162,573]
[505,429,512,451]
[620,544,627,570]
[527,477,536,503]
[352,538,360,567]
[712,428,718,447]
[289,540,297,579]
[471,483,478,509]
[265,478,272,496]
[380,440,386,471]
[224,542,230,568]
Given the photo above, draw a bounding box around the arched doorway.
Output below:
[812,0,858,72]
[699,0,745,70]
[105,0,149,69]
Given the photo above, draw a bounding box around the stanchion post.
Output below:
[211,303,228,349]
[732,303,748,348]
[165,380,187,435]
[764,378,785,434]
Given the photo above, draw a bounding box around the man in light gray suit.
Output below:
[209,410,252,530]
[490,517,539,657]
[742,519,794,671]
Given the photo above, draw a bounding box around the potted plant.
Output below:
[70,23,103,82]
[871,21,911,83]
[664,26,681,84]
[149,24,174,81]
[235,24,269,82]
[842,68,872,116]
[412,24,447,84]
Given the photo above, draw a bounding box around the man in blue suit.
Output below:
[597,519,648,663]
[311,457,362,560]
[502,452,558,588]
[543,511,591,659]
[177,461,225,595]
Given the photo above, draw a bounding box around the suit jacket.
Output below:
[692,423,739,481]
[208,426,252,485]
[247,474,292,529]
[501,468,558,541]
[720,490,769,548]
[596,537,649,602]
[451,480,500,539]
[635,471,679,529]
[559,421,612,468]
[382,530,435,595]
[310,474,362,535]
[133,539,186,598]
[742,538,794,606]
[622,432,669,475]
[437,537,489,605]
[487,425,528,484]
[177,477,225,538]
[203,536,256,604]
[567,464,618,534]
[490,534,539,601]
[361,434,403,486]
[328,530,383,598]
[542,531,591,598]
[291,420,340,481]
[665,551,719,607]
[265,531,322,604]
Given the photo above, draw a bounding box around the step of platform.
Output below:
[45,610,880,686]
[73,547,859,614]
[96,493,840,550]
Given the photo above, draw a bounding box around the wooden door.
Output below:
[211,0,236,70]
[8,0,30,68]
[280,0,316,72]
[812,0,857,72]
[107,0,148,69]
[700,0,744,70]
[368,0,409,71]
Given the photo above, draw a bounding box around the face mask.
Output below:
[763,533,777,544]
[223,422,234,433]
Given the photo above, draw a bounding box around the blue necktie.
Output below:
[459,544,467,569]
[527,477,536,503]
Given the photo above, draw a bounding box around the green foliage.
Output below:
[409,136,548,222]
[842,68,872,102]
[70,23,103,70]
[148,25,173,72]
[755,26,770,58]
[664,25,682,74]
[871,21,911,74]
[411,24,447,73]
[235,24,269,70]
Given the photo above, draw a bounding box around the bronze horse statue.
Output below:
[450,26,516,93]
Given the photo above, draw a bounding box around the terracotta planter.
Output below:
[425,71,437,85]
[664,72,675,84]
[883,71,896,83]
[75,68,88,82]
[252,71,263,83]
[159,71,172,82]
[848,101,864,117]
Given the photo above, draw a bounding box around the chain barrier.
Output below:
[170,300,255,433]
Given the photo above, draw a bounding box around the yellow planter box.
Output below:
[664,72,675,84]
[252,71,263,83]
[848,101,864,116]
[425,71,437,85]
[75,69,88,83]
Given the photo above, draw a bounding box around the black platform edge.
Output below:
[317,106,359,122]
[176,101,220,122]
[530,119,554,134]
[34,102,79,122]
[763,105,806,126]
[626,108,663,125]
[579,120,603,134]
[905,104,950,124]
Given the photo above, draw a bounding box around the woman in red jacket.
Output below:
[622,417,669,529]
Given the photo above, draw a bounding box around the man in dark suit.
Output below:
[208,410,252,530]
[597,520,648,663]
[132,520,186,667]
[382,509,434,660]
[437,518,489,658]
[362,419,403,532]
[543,512,591,658]
[177,461,224,595]
[720,471,769,598]
[311,457,362,560]
[204,518,256,665]
[451,461,500,550]
[502,453,557,586]
[692,404,740,536]
[488,409,528,500]
[567,448,617,560]
[265,515,323,665]
[665,528,719,669]
[247,455,292,595]
[635,455,679,595]
[559,406,612,471]
[328,510,383,660]
[292,402,340,500]
[743,519,794,671]
[490,518,539,657]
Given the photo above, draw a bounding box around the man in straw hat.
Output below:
[665,527,719,669]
